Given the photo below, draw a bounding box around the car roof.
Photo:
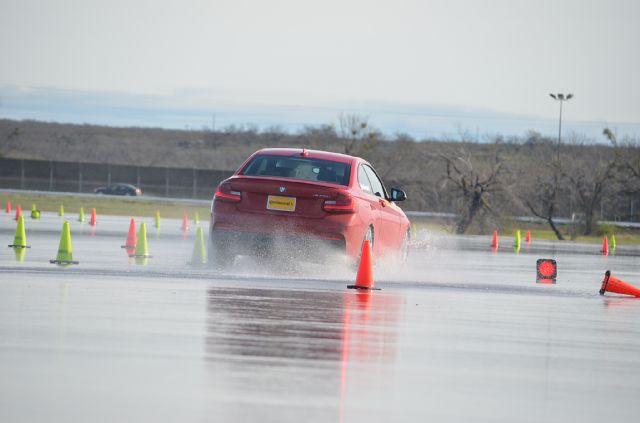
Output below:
[253,148,357,164]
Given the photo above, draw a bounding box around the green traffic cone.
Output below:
[50,220,78,266]
[611,234,617,253]
[8,215,30,249]
[189,226,207,265]
[154,209,161,229]
[59,203,65,217]
[78,207,85,223]
[514,229,521,250]
[130,222,151,265]
[30,204,40,219]
[194,211,200,224]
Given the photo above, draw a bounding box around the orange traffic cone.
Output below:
[601,236,609,256]
[120,218,137,252]
[181,212,189,232]
[599,270,640,298]
[525,230,531,244]
[5,200,10,214]
[491,229,499,249]
[89,208,97,226]
[14,204,22,221]
[348,240,380,290]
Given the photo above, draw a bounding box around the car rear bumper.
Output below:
[211,204,365,259]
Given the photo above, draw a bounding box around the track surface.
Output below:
[1,212,640,422]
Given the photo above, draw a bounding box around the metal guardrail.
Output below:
[0,157,232,199]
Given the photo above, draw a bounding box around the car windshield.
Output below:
[241,155,351,186]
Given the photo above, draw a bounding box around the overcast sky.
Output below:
[1,0,638,138]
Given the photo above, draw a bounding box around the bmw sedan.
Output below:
[209,148,410,267]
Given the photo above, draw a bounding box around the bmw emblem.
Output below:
[279,186,286,193]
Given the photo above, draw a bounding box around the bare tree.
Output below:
[440,145,507,234]
[513,135,566,240]
[561,130,619,235]
[337,113,379,156]
[521,170,565,240]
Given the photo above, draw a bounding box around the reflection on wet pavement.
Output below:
[203,286,404,422]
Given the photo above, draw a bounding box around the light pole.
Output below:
[549,93,573,160]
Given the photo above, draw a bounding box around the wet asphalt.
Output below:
[1,211,639,422]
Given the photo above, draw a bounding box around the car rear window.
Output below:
[241,155,351,186]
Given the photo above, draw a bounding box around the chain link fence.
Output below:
[0,158,233,199]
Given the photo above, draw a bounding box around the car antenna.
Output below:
[300,148,309,157]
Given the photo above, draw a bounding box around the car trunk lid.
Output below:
[228,176,342,218]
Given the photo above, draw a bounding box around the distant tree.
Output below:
[616,136,640,220]
[521,171,565,240]
[0,127,21,156]
[373,133,418,180]
[514,136,566,240]
[561,130,620,235]
[299,124,338,150]
[337,113,379,156]
[440,144,507,234]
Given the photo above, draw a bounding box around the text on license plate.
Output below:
[267,195,296,212]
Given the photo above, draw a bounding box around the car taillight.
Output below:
[323,192,355,213]
[135,188,142,194]
[214,183,241,203]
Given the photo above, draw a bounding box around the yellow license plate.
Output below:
[267,195,296,212]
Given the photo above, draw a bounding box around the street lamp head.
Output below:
[557,94,565,100]
[549,93,557,99]
[566,94,574,100]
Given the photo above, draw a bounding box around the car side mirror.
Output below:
[390,188,407,202]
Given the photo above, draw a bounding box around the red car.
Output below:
[209,148,410,267]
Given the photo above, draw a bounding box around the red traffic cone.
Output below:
[525,230,531,244]
[600,270,640,297]
[5,200,10,214]
[89,208,97,226]
[121,218,137,251]
[601,236,609,256]
[14,204,22,221]
[491,229,499,249]
[348,240,379,290]
[181,212,189,232]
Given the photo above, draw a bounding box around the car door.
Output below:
[356,164,382,253]
[362,165,403,252]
